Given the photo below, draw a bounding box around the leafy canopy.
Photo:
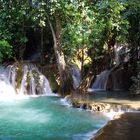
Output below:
[0,40,12,63]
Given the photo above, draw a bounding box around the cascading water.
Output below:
[18,64,52,95]
[91,70,110,91]
[6,65,16,89]
[39,74,52,95]
[29,68,36,95]
[70,65,81,89]
[0,63,52,98]
[19,65,29,95]
[0,66,16,100]
[91,69,126,91]
[90,44,130,92]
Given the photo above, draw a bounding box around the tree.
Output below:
[127,0,140,68]
[0,0,139,95]
[0,40,12,63]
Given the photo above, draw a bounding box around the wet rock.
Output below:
[81,103,88,109]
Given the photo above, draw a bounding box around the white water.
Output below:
[70,65,81,89]
[6,65,16,89]
[30,69,36,95]
[91,70,110,91]
[0,66,17,100]
[90,44,130,91]
[91,68,125,91]
[0,64,52,100]
[39,74,52,95]
[19,65,29,95]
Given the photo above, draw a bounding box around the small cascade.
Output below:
[6,65,16,89]
[70,65,81,89]
[0,63,52,97]
[19,65,29,95]
[18,64,52,95]
[39,74,52,95]
[91,63,132,91]
[30,69,36,95]
[0,66,16,99]
[91,70,110,91]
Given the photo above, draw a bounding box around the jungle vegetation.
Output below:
[0,0,139,95]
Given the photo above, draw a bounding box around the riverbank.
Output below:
[65,93,140,140]
[67,94,140,112]
[91,112,140,140]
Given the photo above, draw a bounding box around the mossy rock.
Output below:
[47,74,58,93]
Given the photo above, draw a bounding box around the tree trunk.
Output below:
[47,14,73,96]
[40,28,44,64]
[77,64,95,94]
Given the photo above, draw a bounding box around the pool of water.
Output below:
[0,96,108,140]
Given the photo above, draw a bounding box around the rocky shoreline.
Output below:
[65,95,140,140]
[66,95,140,112]
[91,112,140,140]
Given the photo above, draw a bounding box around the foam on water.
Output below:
[60,98,72,107]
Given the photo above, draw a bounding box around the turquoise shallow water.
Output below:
[0,96,108,140]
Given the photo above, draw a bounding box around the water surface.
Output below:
[0,96,108,140]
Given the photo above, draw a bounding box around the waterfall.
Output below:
[6,65,16,89]
[0,63,52,97]
[70,65,81,89]
[0,66,16,99]
[19,65,29,95]
[18,64,52,95]
[30,69,36,95]
[39,75,52,95]
[91,70,110,91]
[91,68,126,91]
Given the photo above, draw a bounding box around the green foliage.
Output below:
[60,0,129,58]
[0,0,139,67]
[62,1,96,54]
[0,0,30,59]
[0,40,12,63]
[126,0,140,53]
